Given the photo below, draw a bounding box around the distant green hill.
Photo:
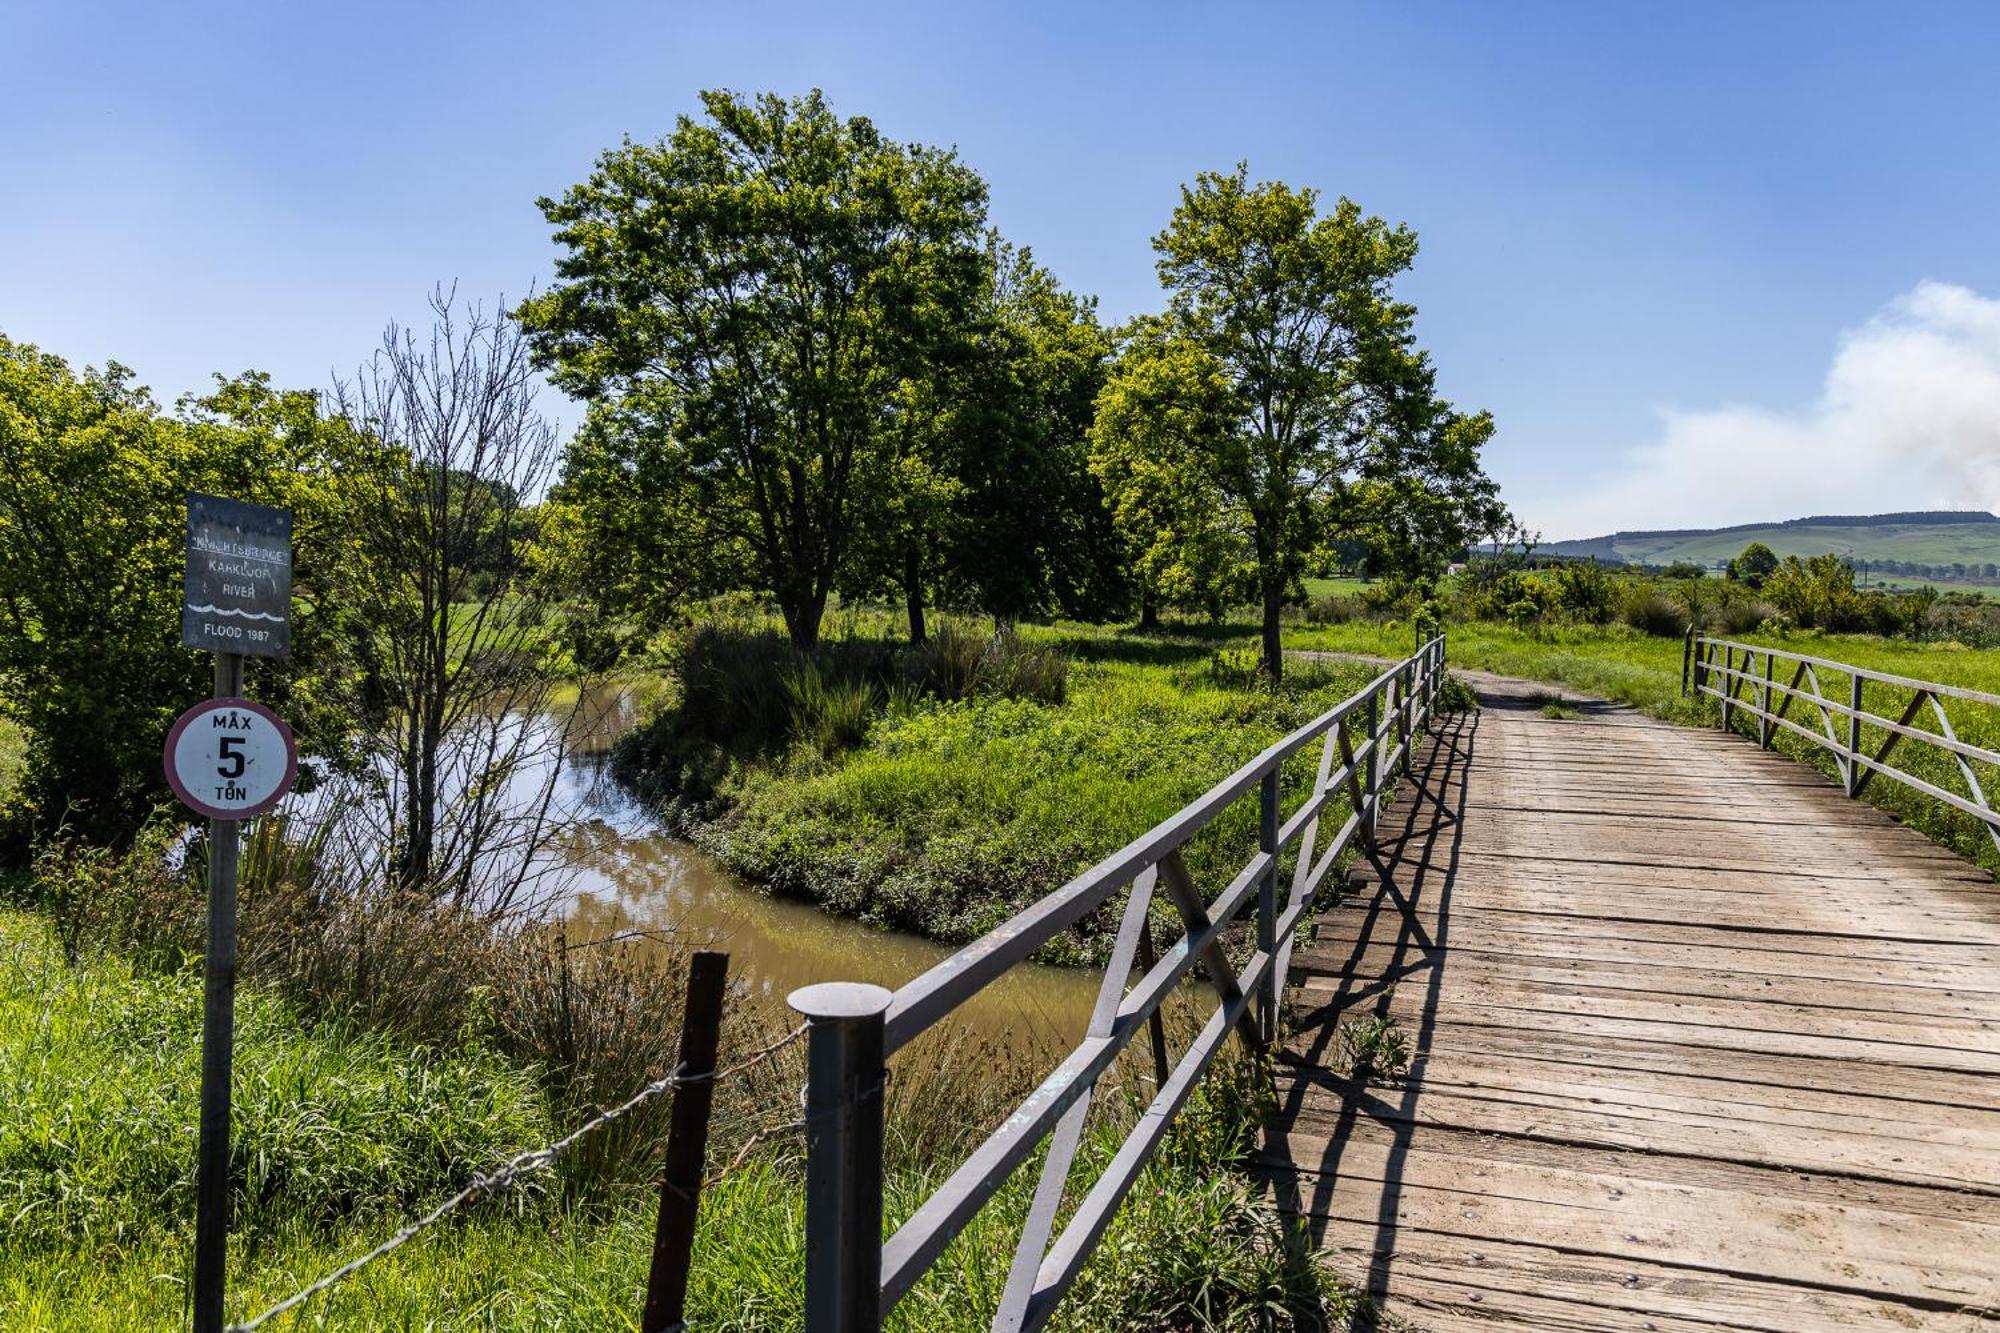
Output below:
[1538,511,2000,587]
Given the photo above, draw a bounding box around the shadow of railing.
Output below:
[1266,700,1478,1321]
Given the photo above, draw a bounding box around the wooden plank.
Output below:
[1272,666,2000,1331]
[1262,1129,2000,1298]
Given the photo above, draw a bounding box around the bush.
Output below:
[1709,598,1770,636]
[1547,561,1615,623]
[1618,585,1685,637]
[783,658,877,754]
[1302,593,1364,625]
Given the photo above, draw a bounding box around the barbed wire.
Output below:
[226,1020,809,1332]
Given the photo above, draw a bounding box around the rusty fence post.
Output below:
[641,950,731,1333]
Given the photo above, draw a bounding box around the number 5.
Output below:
[218,737,246,780]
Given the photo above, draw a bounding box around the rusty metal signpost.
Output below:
[169,494,296,1333]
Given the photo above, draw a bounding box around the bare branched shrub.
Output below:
[328,288,583,914]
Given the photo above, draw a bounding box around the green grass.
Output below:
[0,716,23,802]
[1287,618,2000,875]
[679,623,1381,959]
[1301,575,1376,598]
[0,909,1349,1330]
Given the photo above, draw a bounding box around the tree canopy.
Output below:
[1092,166,1502,675]
[518,88,991,653]
[0,336,372,844]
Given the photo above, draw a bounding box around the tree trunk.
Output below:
[903,542,927,645]
[779,586,826,655]
[1261,579,1285,684]
[1137,593,1159,632]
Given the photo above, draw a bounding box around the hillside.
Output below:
[1539,511,2000,586]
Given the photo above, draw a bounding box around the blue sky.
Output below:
[6,1,2000,538]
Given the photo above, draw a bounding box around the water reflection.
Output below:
[550,685,1102,1050]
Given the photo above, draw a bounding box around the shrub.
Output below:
[1709,598,1770,636]
[910,619,989,701]
[1547,561,1615,623]
[783,658,876,755]
[970,629,1069,705]
[1618,584,1685,637]
[1302,593,1364,625]
[1764,554,1871,631]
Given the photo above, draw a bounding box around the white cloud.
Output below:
[1526,282,2000,539]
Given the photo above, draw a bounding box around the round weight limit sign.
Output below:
[164,697,298,820]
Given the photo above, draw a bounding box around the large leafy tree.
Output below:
[0,335,371,847]
[1095,166,1500,675]
[518,89,990,654]
[1088,316,1253,624]
[936,241,1120,626]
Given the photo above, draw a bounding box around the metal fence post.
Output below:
[1257,767,1280,1044]
[789,982,890,1333]
[1846,674,1864,796]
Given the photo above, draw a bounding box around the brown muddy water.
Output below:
[547,686,1103,1050]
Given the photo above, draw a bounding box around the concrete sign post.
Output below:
[175,494,294,1333]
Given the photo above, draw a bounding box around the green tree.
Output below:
[517,89,990,654]
[1727,541,1780,588]
[1089,316,1254,625]
[0,336,370,847]
[1095,167,1499,673]
[1663,560,1708,581]
[930,241,1121,627]
[1765,553,1869,630]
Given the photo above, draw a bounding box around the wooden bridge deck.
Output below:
[1264,673,2000,1331]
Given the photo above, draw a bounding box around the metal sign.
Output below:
[163,697,298,820]
[183,493,292,659]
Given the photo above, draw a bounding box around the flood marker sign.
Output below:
[183,493,292,658]
[164,697,298,820]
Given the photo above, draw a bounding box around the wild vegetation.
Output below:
[0,84,1513,1330]
[12,70,1996,1332]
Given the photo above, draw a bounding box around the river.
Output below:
[546,686,1104,1049]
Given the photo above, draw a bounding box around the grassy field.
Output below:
[1301,575,1378,599]
[1540,516,2000,571]
[1287,618,2000,874]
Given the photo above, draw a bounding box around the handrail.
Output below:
[787,634,1450,1333]
[1686,633,2000,854]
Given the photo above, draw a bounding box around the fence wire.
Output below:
[226,1021,809,1332]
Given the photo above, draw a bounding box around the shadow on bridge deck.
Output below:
[1259,675,2000,1332]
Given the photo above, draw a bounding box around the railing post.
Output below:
[1846,674,1863,796]
[789,982,891,1333]
[1720,647,1734,733]
[1364,688,1381,845]
[1258,766,1279,1045]
[1760,650,1774,748]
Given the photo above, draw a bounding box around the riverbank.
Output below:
[613,619,1382,963]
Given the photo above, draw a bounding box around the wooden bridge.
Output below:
[786,635,2000,1333]
[1265,667,2000,1331]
